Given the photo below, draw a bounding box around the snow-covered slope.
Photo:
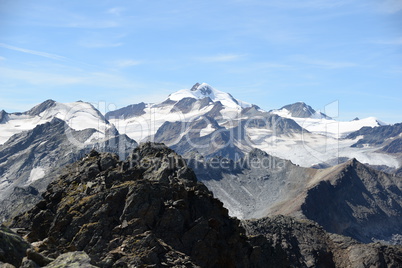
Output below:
[0,118,137,221]
[1,82,397,175]
[168,82,251,109]
[106,83,400,169]
[0,100,114,145]
[273,102,330,119]
[272,106,384,139]
[106,83,256,144]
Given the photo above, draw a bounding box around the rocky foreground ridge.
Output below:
[2,143,402,267]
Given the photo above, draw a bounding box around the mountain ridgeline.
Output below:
[5,143,402,267]
[0,83,401,266]
[189,149,402,244]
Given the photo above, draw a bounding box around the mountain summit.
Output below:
[167,82,251,109]
[274,102,330,119]
[104,83,395,168]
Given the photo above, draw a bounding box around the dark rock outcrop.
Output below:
[0,225,31,267]
[346,123,402,148]
[6,143,402,267]
[26,100,56,116]
[170,97,197,113]
[0,110,8,124]
[105,102,146,120]
[279,102,330,119]
[193,150,402,244]
[10,143,285,267]
[382,138,402,154]
[0,118,137,222]
[44,251,96,268]
[302,159,402,244]
[243,215,402,268]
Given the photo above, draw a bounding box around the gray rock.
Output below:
[12,143,276,267]
[279,102,330,119]
[26,100,56,116]
[0,110,8,124]
[8,143,402,267]
[0,225,31,267]
[242,215,402,268]
[105,102,146,120]
[170,97,197,113]
[0,262,16,268]
[0,118,137,222]
[192,150,402,244]
[44,252,97,268]
[346,123,402,148]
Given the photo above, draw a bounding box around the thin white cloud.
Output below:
[292,56,358,69]
[277,0,349,9]
[67,20,119,29]
[235,0,350,10]
[378,0,402,13]
[196,54,247,63]
[0,66,139,89]
[373,38,402,45]
[226,61,292,75]
[0,67,82,85]
[112,59,142,68]
[107,7,125,16]
[79,41,123,48]
[388,66,402,74]
[0,56,5,61]
[0,43,66,61]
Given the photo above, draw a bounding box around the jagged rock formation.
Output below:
[10,143,287,267]
[0,118,137,222]
[25,99,57,116]
[3,143,401,267]
[301,158,402,244]
[44,252,97,268]
[0,110,8,124]
[346,123,402,148]
[105,102,146,120]
[383,138,402,154]
[0,225,31,267]
[191,149,402,244]
[242,215,402,268]
[278,102,330,119]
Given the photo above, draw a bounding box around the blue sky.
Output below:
[0,0,401,122]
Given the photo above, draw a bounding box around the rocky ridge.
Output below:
[189,149,402,244]
[9,143,286,267]
[243,215,402,268]
[0,118,137,222]
[2,143,401,267]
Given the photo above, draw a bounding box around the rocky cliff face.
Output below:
[3,143,402,267]
[242,215,402,268]
[302,159,402,244]
[346,123,402,149]
[0,118,137,222]
[10,143,287,267]
[190,149,402,244]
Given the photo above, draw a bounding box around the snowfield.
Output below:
[0,101,113,145]
[1,83,400,171]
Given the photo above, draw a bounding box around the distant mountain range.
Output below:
[105,83,398,168]
[1,82,401,245]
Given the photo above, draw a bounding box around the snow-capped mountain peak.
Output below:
[272,102,330,119]
[167,83,251,109]
[190,82,212,94]
[0,100,114,145]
